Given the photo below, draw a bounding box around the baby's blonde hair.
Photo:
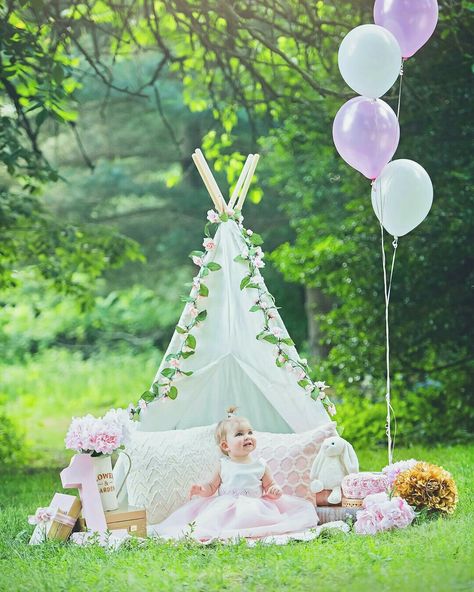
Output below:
[215,406,251,456]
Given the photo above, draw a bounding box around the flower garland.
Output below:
[225,209,335,415]
[132,210,223,416]
[132,207,334,417]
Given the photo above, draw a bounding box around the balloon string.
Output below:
[380,220,398,466]
[396,60,404,121]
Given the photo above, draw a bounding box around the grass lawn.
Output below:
[1,444,472,592]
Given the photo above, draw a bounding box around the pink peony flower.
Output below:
[169,358,181,369]
[382,459,418,488]
[207,209,220,223]
[355,492,415,535]
[354,509,380,535]
[203,238,216,251]
[192,256,203,267]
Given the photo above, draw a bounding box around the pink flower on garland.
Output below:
[207,209,220,223]
[327,404,337,416]
[254,257,265,269]
[192,255,204,267]
[271,327,284,338]
[138,399,147,411]
[189,305,199,318]
[169,358,181,369]
[203,238,216,251]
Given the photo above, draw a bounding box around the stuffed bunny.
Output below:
[309,436,359,504]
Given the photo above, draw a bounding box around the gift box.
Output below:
[341,472,389,499]
[77,505,147,538]
[29,493,82,545]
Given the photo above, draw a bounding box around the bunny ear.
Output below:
[342,441,359,475]
[310,448,325,480]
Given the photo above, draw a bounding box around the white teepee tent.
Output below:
[138,150,333,434]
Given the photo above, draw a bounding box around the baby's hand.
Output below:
[266,484,283,499]
[189,484,207,498]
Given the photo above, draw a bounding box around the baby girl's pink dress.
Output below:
[150,457,319,541]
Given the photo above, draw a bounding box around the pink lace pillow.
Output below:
[255,422,338,501]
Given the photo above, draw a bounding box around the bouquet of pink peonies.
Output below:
[65,408,135,456]
[354,492,415,535]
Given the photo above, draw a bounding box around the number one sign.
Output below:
[61,454,107,532]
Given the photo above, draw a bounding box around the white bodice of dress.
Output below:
[218,457,265,498]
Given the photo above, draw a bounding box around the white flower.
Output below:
[277,354,286,365]
[315,381,329,391]
[182,345,193,353]
[328,404,337,416]
[260,301,269,310]
[271,327,284,338]
[138,399,147,411]
[300,358,308,366]
[246,229,253,236]
[241,248,249,259]
[267,311,275,320]
[169,358,181,369]
[305,384,315,393]
[207,209,220,223]
[298,371,306,381]
[225,206,235,216]
[254,246,264,258]
[203,238,216,251]
[192,255,203,267]
[254,257,265,269]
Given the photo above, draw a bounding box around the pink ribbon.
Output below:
[28,506,76,528]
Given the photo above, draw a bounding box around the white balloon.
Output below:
[338,24,402,98]
[371,159,433,237]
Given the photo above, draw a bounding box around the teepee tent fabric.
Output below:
[139,151,330,434]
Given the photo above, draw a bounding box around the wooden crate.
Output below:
[77,505,147,538]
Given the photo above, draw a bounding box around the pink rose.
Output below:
[203,238,216,251]
[28,507,54,525]
[207,209,220,223]
[192,256,203,267]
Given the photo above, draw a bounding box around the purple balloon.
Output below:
[332,97,400,180]
[374,0,439,59]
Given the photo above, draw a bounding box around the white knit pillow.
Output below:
[123,421,337,524]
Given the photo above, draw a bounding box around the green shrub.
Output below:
[0,411,27,467]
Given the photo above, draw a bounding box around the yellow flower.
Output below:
[394,461,458,514]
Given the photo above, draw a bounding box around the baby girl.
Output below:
[151,407,319,541]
